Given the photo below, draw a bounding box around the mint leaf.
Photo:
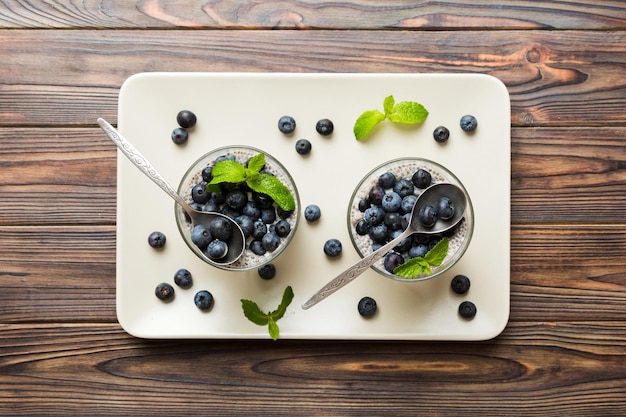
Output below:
[209,160,246,184]
[393,237,449,278]
[246,153,265,174]
[240,286,293,341]
[353,95,428,141]
[241,299,269,325]
[387,101,429,124]
[354,110,386,141]
[247,173,295,211]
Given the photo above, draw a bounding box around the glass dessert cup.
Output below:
[176,145,300,271]
[347,157,474,283]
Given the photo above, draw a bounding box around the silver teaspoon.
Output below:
[302,183,466,309]
[97,118,245,266]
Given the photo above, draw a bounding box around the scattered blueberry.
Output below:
[262,232,281,252]
[324,238,342,257]
[194,290,214,311]
[458,301,477,319]
[207,239,228,259]
[451,274,471,294]
[357,296,377,317]
[174,268,193,288]
[315,118,334,136]
[295,139,312,155]
[191,183,211,204]
[378,171,396,189]
[411,169,432,189]
[460,115,478,132]
[436,196,456,220]
[176,110,197,129]
[433,126,450,143]
[148,231,166,248]
[304,204,321,222]
[171,127,188,145]
[419,205,438,228]
[155,282,174,301]
[209,216,232,241]
[258,264,276,280]
[191,224,212,250]
[278,115,296,134]
[383,251,404,273]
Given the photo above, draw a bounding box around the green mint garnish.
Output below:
[354,95,429,141]
[241,286,294,341]
[393,237,449,278]
[208,153,295,211]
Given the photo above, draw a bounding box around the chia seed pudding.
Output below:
[176,146,300,271]
[348,157,473,282]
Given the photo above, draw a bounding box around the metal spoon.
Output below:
[301,183,467,309]
[97,118,246,266]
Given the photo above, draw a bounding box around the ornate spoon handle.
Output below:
[98,118,190,210]
[301,228,412,310]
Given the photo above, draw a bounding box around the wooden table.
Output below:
[1,2,625,415]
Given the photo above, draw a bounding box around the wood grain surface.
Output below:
[0,1,625,416]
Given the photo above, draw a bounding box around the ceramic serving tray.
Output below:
[116,72,510,340]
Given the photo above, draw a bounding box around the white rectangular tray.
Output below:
[116,72,510,340]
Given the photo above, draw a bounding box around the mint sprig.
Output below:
[354,95,429,141]
[393,237,449,278]
[241,286,294,341]
[208,153,296,211]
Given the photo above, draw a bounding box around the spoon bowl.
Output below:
[97,118,246,267]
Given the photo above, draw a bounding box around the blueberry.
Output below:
[258,264,276,280]
[253,192,274,209]
[409,244,428,259]
[391,231,412,252]
[436,196,456,220]
[225,189,248,211]
[171,127,188,145]
[251,219,267,240]
[261,232,281,252]
[357,296,377,317]
[278,115,296,134]
[191,183,210,204]
[242,201,261,219]
[174,268,193,288]
[277,207,294,220]
[315,118,334,136]
[378,171,396,189]
[451,274,471,294]
[355,219,369,236]
[207,239,228,259]
[433,126,450,143]
[155,282,174,301]
[368,185,385,205]
[411,169,432,189]
[295,139,312,155]
[249,239,266,256]
[363,206,385,226]
[384,251,404,273]
[261,207,276,224]
[419,205,438,228]
[274,219,291,237]
[358,198,370,212]
[304,204,321,222]
[148,231,166,248]
[209,217,232,241]
[201,166,213,182]
[368,224,388,243]
[324,238,342,257]
[460,115,478,132]
[458,301,477,319]
[401,194,417,214]
[381,192,402,212]
[392,179,414,198]
[194,290,214,311]
[235,215,254,238]
[176,110,197,129]
[202,200,219,213]
[191,224,212,249]
[384,212,402,231]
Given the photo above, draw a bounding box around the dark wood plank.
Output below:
[0,224,625,323]
[1,30,625,127]
[0,0,624,29]
[1,322,625,416]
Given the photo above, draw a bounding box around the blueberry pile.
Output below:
[186,152,294,261]
[354,168,459,275]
